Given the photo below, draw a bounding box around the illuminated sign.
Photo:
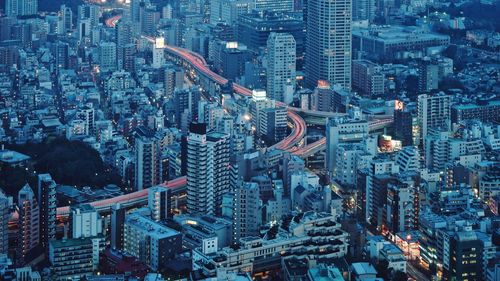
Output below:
[395,100,404,110]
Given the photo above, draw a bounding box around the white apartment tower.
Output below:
[305,0,352,89]
[231,181,262,244]
[187,123,230,215]
[148,186,171,221]
[267,32,296,103]
[70,204,103,239]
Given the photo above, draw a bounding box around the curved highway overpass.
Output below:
[161,43,307,151]
[62,17,394,218]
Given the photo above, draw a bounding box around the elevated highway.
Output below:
[56,177,186,217]
[67,20,394,218]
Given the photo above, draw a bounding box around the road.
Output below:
[105,14,122,28]
[407,261,430,281]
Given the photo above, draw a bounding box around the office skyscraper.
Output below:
[17,184,39,261]
[305,0,352,89]
[134,126,163,191]
[38,174,57,250]
[267,32,296,103]
[187,123,230,215]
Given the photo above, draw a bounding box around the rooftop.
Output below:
[49,237,94,249]
[0,149,30,164]
[353,25,450,44]
[126,213,180,238]
[308,264,345,281]
[351,262,377,276]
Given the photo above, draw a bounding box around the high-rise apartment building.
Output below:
[352,60,384,96]
[258,107,288,144]
[249,90,275,133]
[55,42,69,69]
[384,182,419,234]
[364,158,399,226]
[110,203,125,250]
[305,0,352,89]
[174,88,201,131]
[352,0,375,22]
[38,174,56,251]
[0,193,9,255]
[116,21,133,70]
[59,5,73,34]
[77,4,100,28]
[148,186,172,221]
[17,184,39,261]
[266,32,296,103]
[163,65,184,99]
[448,232,484,280]
[99,42,117,71]
[418,59,439,93]
[210,0,254,25]
[152,37,166,69]
[417,92,451,145]
[231,181,262,244]
[186,123,230,215]
[134,126,163,191]
[5,0,38,17]
[49,238,100,280]
[326,118,369,177]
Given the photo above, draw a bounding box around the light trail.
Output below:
[105,14,122,28]
[56,177,186,217]
[68,30,393,217]
[159,41,307,151]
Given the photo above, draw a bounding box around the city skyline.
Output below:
[0,0,499,280]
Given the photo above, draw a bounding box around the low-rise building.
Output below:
[124,213,182,270]
[192,212,349,277]
[49,238,100,280]
[380,244,406,273]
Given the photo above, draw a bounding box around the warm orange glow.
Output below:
[317,80,330,89]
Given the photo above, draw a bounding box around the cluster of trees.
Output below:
[1,138,121,196]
